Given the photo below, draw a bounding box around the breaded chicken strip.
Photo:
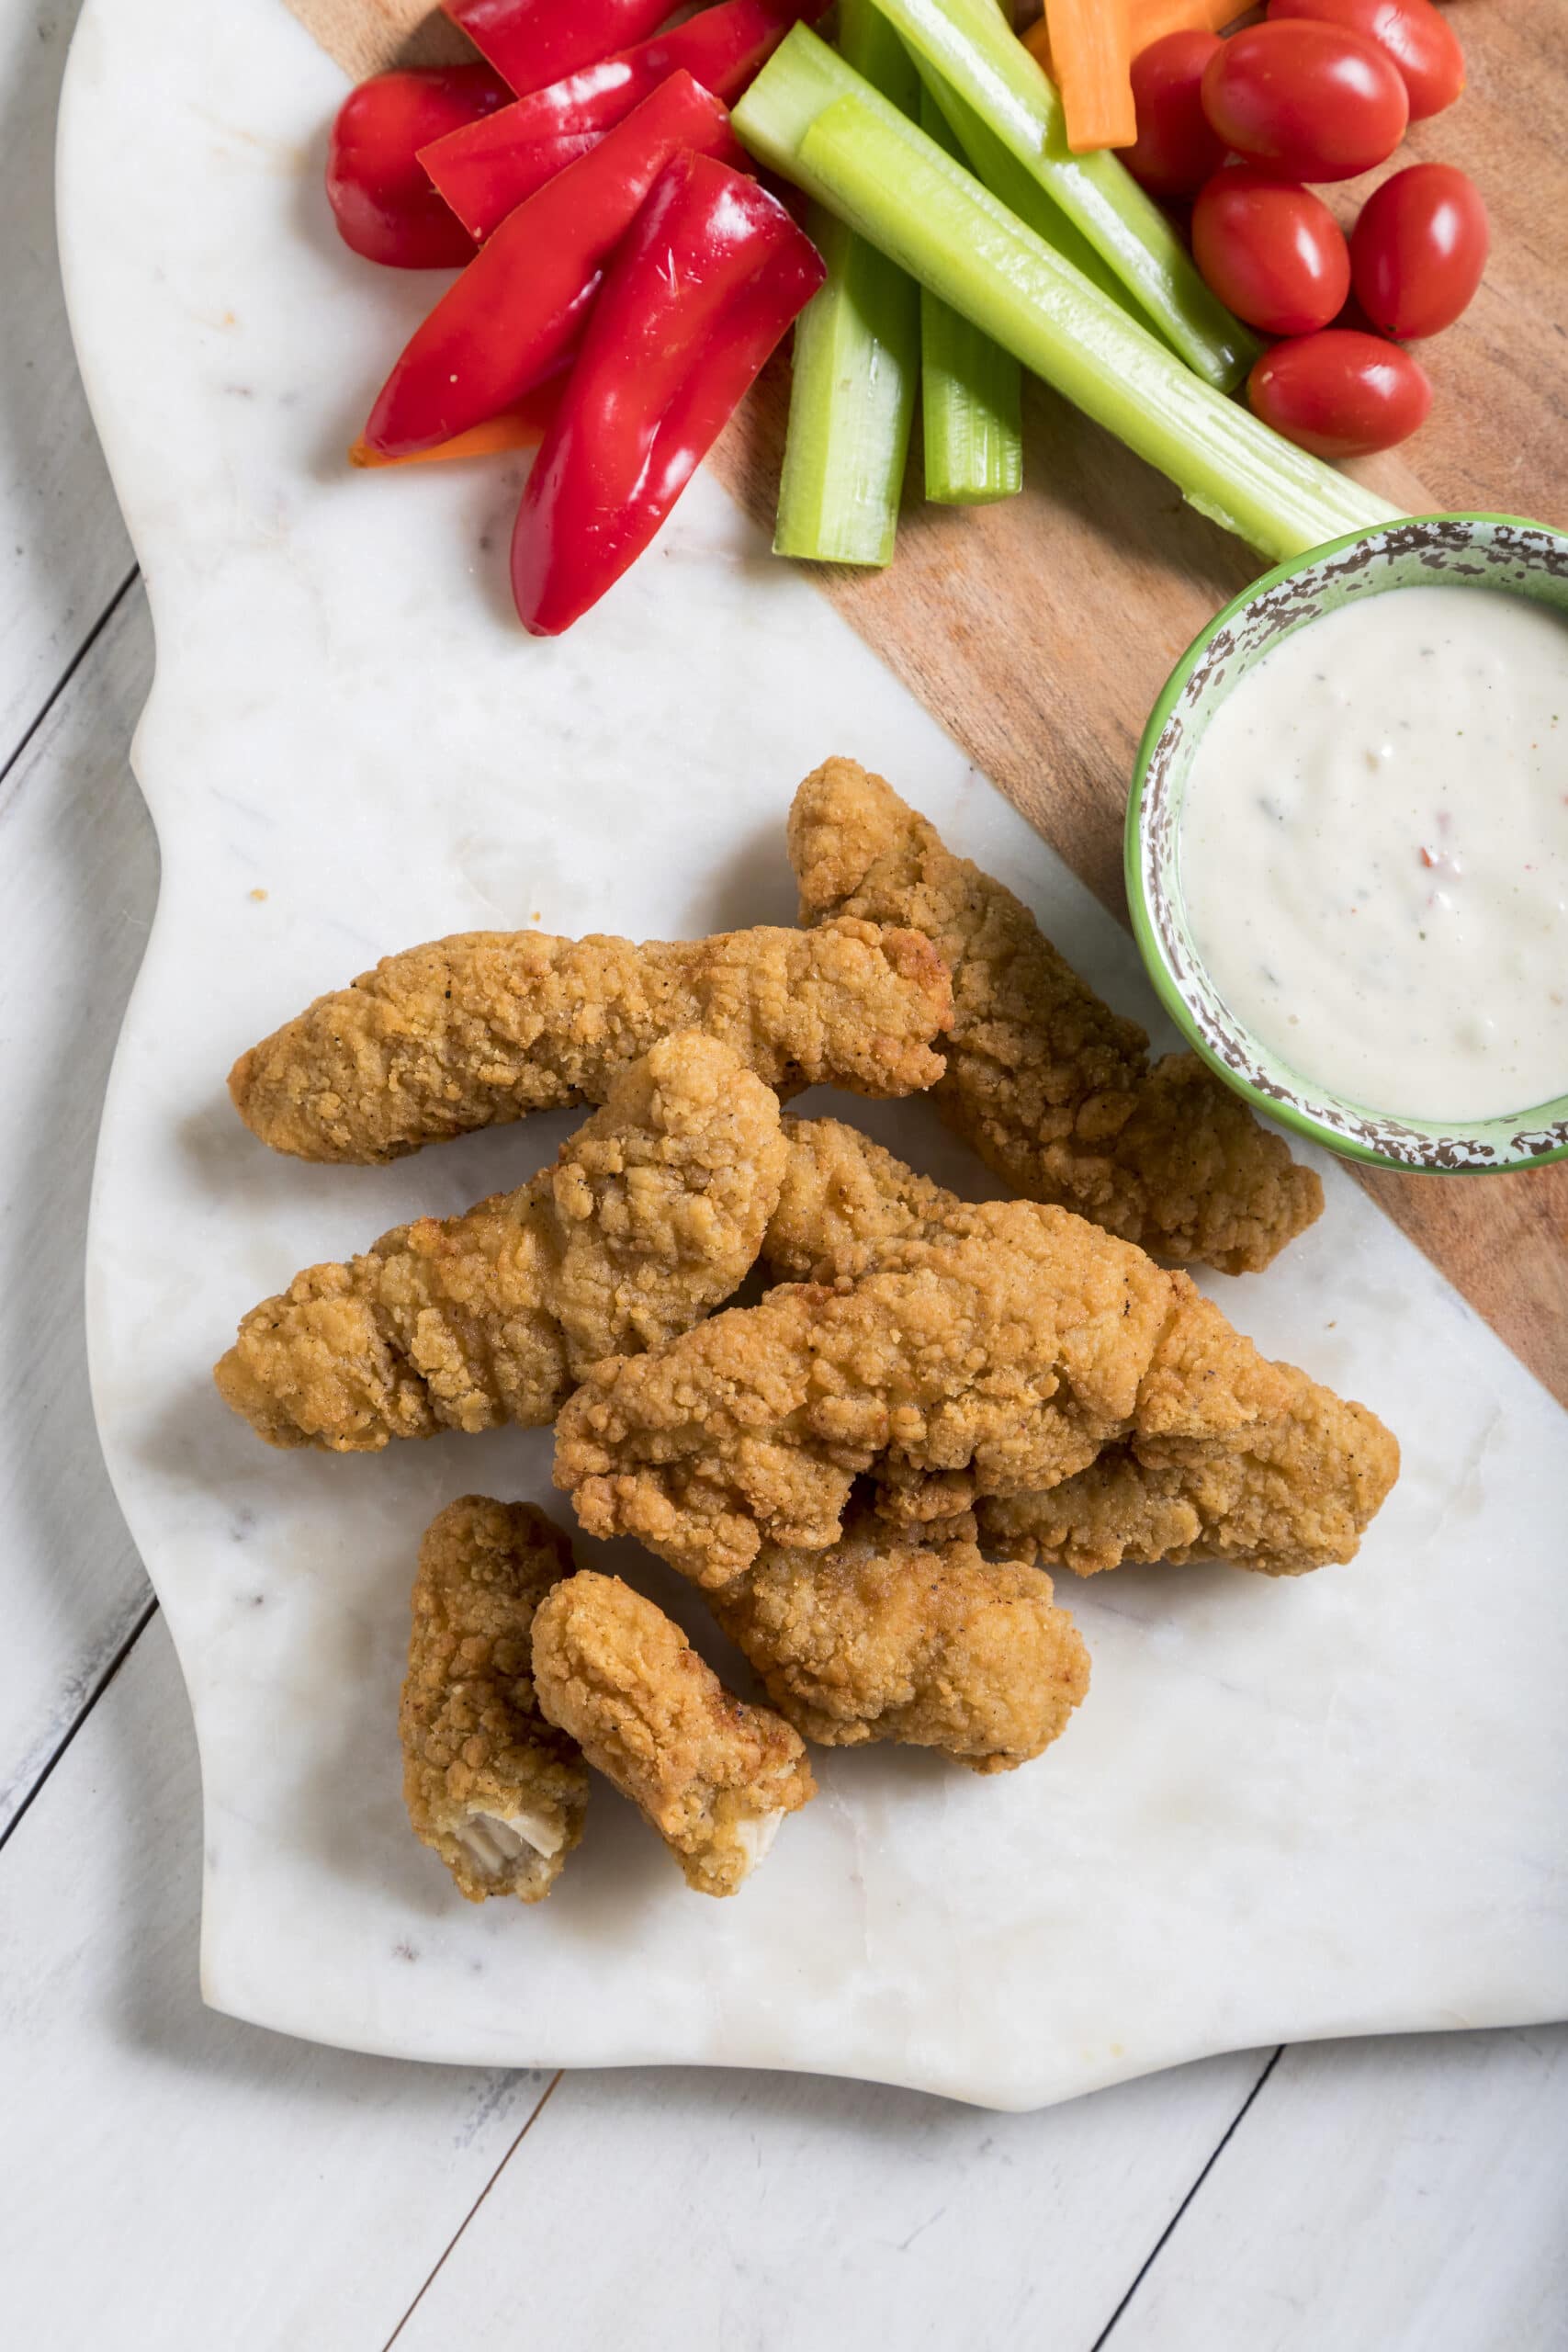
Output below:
[230,916,952,1164]
[763,1119,1396,1551]
[713,1513,1090,1773]
[215,1032,785,1452]
[978,1365,1400,1577]
[787,759,1321,1274]
[530,1571,815,1895]
[554,1207,1292,1588]
[400,1497,589,1903]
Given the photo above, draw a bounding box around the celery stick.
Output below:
[733,36,1403,560]
[917,65,1138,322]
[862,0,1258,389]
[919,86,1022,505]
[773,0,920,565]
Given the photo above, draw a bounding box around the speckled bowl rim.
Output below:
[1126,512,1568,1174]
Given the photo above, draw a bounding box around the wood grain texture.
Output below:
[276,0,1568,1406]
[284,0,471,78]
[0,0,133,755]
[0,585,156,1836]
[0,1621,558,2352]
[1109,2029,1568,2352]
[708,7,1568,1404]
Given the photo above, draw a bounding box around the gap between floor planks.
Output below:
[1,559,1555,2352]
[0,559,1280,2330]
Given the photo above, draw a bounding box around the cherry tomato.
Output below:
[327,66,510,268]
[1118,30,1228,199]
[1266,0,1464,121]
[1249,328,1433,456]
[1351,162,1489,337]
[1191,166,1350,334]
[1201,22,1409,181]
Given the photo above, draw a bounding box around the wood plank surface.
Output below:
[1108,2028,1568,2352]
[0,0,134,754]
[0,7,1560,2346]
[0,584,156,1835]
[0,1620,559,2352]
[707,0,1568,1404]
[285,0,1568,1404]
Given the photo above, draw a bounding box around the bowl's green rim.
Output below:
[1124,510,1568,1176]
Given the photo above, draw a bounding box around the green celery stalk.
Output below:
[732,33,1404,560]
[916,64,1138,322]
[861,0,1258,389]
[919,85,1023,505]
[773,0,920,565]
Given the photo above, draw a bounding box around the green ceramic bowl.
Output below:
[1126,512,1568,1174]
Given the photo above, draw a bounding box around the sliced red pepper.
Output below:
[365,74,741,459]
[443,0,678,98]
[512,153,825,636]
[326,64,512,267]
[422,0,829,241]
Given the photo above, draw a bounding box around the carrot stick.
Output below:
[1024,0,1247,83]
[349,390,556,469]
[1040,0,1136,147]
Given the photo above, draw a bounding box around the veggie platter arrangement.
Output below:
[325,0,1485,633]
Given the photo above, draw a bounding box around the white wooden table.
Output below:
[2,3,1563,2341]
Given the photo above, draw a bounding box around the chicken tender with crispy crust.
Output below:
[554,1207,1292,1589]
[230,916,952,1164]
[214,1033,786,1453]
[978,1366,1400,1577]
[764,1114,958,1284]
[714,1514,1090,1773]
[530,1571,815,1895]
[400,1497,589,1904]
[787,759,1321,1274]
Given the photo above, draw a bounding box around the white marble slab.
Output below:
[59,0,1568,2109]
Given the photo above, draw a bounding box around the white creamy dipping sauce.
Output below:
[1180,585,1568,1124]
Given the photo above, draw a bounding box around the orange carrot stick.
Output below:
[1042,0,1136,151]
[1025,0,1247,84]
[349,388,557,469]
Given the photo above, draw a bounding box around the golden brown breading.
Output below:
[978,1365,1400,1577]
[713,1514,1090,1773]
[230,916,952,1164]
[764,1113,957,1284]
[787,759,1322,1274]
[400,1497,589,1903]
[554,1203,1292,1588]
[214,1032,786,1452]
[766,1119,1396,1555]
[529,1571,815,1895]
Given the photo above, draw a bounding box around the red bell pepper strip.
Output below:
[326,64,512,266]
[421,0,829,240]
[443,0,678,98]
[364,74,742,458]
[512,153,825,635]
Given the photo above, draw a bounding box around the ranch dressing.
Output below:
[1180,586,1568,1124]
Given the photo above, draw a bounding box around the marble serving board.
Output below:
[59,0,1568,2109]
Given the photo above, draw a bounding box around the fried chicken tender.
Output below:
[787,759,1322,1274]
[554,1200,1292,1588]
[215,1032,785,1453]
[529,1571,815,1895]
[978,1365,1400,1577]
[400,1497,589,1903]
[230,915,952,1164]
[713,1513,1090,1773]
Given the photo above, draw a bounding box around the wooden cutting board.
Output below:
[291,0,1568,1402]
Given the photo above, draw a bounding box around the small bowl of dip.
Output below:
[1127,513,1568,1173]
